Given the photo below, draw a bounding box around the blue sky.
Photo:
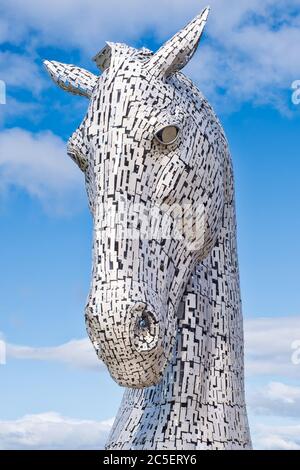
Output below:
[0,0,300,449]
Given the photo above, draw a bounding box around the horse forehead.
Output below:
[102,66,172,102]
[88,73,181,131]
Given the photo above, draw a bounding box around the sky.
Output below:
[0,0,300,450]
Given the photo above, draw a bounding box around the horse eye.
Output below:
[155,125,179,145]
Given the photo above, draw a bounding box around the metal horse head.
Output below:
[44,7,229,388]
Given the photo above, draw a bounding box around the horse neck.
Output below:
[106,199,252,449]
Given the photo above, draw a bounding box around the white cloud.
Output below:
[0,18,10,44]
[2,409,299,451]
[244,315,300,377]
[0,98,41,127]
[0,332,6,365]
[0,0,190,51]
[265,381,300,404]
[243,315,300,449]
[0,127,85,214]
[186,0,300,112]
[4,315,300,450]
[7,338,102,371]
[0,51,46,95]
[248,381,300,419]
[6,314,300,376]
[1,0,299,111]
[0,412,113,450]
[253,421,300,450]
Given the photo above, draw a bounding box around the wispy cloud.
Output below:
[244,315,300,377]
[1,0,299,111]
[0,412,113,450]
[248,381,300,418]
[0,127,85,214]
[6,314,300,376]
[0,97,42,127]
[263,381,300,405]
[7,338,101,370]
[186,0,300,112]
[253,421,300,450]
[1,409,299,450]
[3,316,300,449]
[244,316,300,450]
[0,51,47,95]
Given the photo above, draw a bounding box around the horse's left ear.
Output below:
[145,6,210,78]
[43,60,98,98]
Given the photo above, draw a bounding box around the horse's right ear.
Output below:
[43,60,98,98]
[145,7,210,79]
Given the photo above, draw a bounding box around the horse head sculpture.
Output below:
[45,7,229,388]
[44,7,252,449]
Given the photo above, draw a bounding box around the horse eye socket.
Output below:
[155,125,179,145]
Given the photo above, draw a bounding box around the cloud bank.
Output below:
[0,128,85,213]
[1,0,299,111]
[6,314,300,375]
[0,412,113,450]
[7,337,102,370]
[3,315,300,449]
[245,315,300,377]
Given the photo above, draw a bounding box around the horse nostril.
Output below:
[138,314,150,330]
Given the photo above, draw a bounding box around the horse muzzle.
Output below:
[85,295,174,388]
